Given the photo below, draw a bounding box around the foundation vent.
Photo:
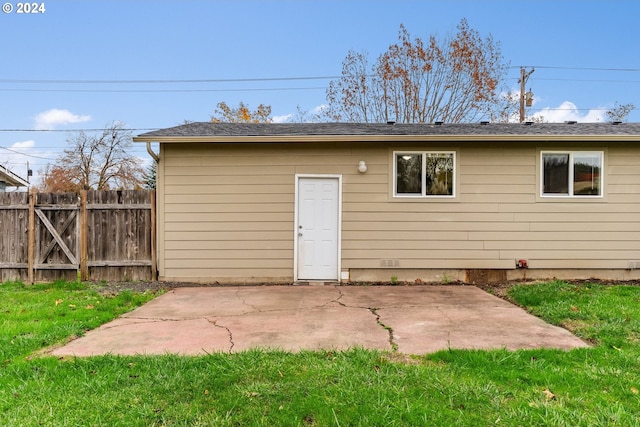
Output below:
[380,259,400,268]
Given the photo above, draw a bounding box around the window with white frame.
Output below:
[541,151,603,197]
[394,151,455,197]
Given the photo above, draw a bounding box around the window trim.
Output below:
[540,150,604,198]
[393,150,456,198]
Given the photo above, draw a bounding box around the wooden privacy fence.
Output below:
[0,190,156,283]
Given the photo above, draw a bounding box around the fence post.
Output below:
[27,189,35,284]
[79,190,88,281]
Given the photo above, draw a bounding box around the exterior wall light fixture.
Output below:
[358,161,368,173]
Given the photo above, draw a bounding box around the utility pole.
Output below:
[519,67,535,123]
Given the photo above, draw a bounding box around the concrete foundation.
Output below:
[347,268,640,284]
[160,268,640,286]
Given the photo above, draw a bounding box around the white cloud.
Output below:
[0,140,36,183]
[272,114,293,123]
[0,140,35,164]
[11,140,35,150]
[311,104,328,114]
[272,104,329,123]
[532,101,605,123]
[0,140,55,176]
[34,108,91,129]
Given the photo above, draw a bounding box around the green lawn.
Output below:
[1,280,640,426]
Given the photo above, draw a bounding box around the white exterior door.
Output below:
[295,176,340,281]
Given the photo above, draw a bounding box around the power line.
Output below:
[532,78,640,84]
[0,75,335,94]
[1,161,36,165]
[0,68,634,96]
[0,87,327,93]
[6,79,640,94]
[510,65,640,72]
[2,68,639,85]
[0,66,637,88]
[506,76,640,84]
[0,76,340,84]
[0,146,56,160]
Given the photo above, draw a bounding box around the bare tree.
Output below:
[287,105,326,123]
[325,19,508,123]
[41,121,144,191]
[605,102,635,123]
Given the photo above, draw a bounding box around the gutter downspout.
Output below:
[145,141,159,281]
[146,142,159,163]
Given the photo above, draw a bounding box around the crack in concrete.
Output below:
[209,318,234,353]
[236,289,262,313]
[332,286,346,307]
[329,288,398,351]
[226,286,347,315]
[368,308,398,352]
[98,315,237,353]
[116,287,396,352]
[96,317,190,331]
[124,316,201,322]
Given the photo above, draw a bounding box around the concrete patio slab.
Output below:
[49,285,589,357]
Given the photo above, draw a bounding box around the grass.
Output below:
[508,280,640,349]
[1,279,640,426]
[0,280,158,363]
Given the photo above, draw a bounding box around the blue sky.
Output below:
[1,0,639,184]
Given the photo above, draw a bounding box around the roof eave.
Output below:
[133,134,640,143]
[0,168,29,187]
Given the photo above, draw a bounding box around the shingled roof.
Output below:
[0,164,29,189]
[134,122,640,142]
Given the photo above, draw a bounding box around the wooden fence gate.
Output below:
[0,190,155,283]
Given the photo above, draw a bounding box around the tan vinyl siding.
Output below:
[158,141,640,282]
[160,144,293,281]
